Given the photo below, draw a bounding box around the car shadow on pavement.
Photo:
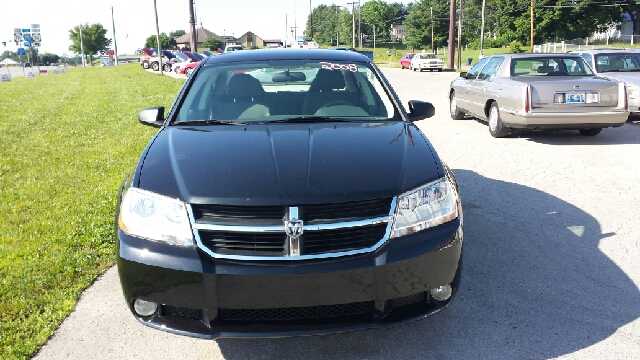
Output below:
[216,169,640,359]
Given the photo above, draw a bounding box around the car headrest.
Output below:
[536,65,555,74]
[309,68,346,92]
[226,74,264,101]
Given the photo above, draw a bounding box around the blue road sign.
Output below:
[24,42,31,47]
[17,48,25,55]
[23,35,32,42]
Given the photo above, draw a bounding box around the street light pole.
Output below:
[310,0,313,39]
[111,6,119,66]
[358,0,361,48]
[480,0,486,58]
[188,0,197,51]
[457,0,463,69]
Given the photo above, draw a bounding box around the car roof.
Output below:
[569,48,640,53]
[487,53,583,59]
[203,49,371,65]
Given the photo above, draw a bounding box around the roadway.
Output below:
[33,68,640,360]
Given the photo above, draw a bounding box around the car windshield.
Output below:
[594,53,640,72]
[419,54,437,59]
[511,57,594,76]
[174,60,400,123]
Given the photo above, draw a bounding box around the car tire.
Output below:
[438,68,443,72]
[579,128,602,136]
[142,61,149,69]
[449,91,465,120]
[401,64,405,69]
[429,69,433,72]
[163,64,171,72]
[488,102,510,138]
[151,62,159,71]
[185,68,192,77]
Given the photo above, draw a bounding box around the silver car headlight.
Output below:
[118,188,194,247]
[390,178,459,239]
[627,85,639,99]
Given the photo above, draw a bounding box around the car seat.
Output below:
[302,69,356,115]
[216,74,269,120]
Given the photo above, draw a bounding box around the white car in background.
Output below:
[410,53,444,72]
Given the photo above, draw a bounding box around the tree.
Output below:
[144,33,177,49]
[361,0,393,38]
[404,0,452,51]
[69,23,112,65]
[305,5,351,46]
[170,30,186,37]
[203,37,223,51]
[40,53,60,65]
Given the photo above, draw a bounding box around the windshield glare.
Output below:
[594,53,640,72]
[175,60,399,123]
[511,57,593,76]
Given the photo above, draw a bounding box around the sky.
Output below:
[0,0,389,56]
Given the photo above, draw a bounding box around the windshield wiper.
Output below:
[173,119,247,125]
[261,116,351,124]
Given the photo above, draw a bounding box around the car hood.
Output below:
[596,71,640,86]
[140,48,154,56]
[136,122,442,206]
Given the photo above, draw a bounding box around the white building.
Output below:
[390,24,406,41]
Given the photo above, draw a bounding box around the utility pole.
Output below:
[480,0,486,58]
[310,0,313,39]
[373,24,376,53]
[348,2,356,48]
[431,7,434,52]
[154,0,163,75]
[447,0,456,69]
[188,0,197,52]
[530,0,534,53]
[79,23,86,68]
[358,0,362,48]
[111,6,119,66]
[457,0,463,69]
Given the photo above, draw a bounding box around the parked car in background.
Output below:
[571,49,640,118]
[149,50,177,71]
[117,49,462,340]
[139,48,154,69]
[400,53,415,69]
[410,53,444,72]
[24,62,31,68]
[162,51,190,72]
[224,44,244,53]
[449,54,628,137]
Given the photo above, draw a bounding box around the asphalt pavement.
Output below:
[33,68,640,359]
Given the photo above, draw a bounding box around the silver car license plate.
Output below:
[565,92,586,103]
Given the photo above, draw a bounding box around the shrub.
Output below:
[509,40,524,53]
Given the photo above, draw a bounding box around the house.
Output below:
[175,26,225,50]
[390,24,406,41]
[238,31,264,48]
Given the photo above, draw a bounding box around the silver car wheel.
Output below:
[489,106,498,132]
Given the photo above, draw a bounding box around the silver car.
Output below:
[449,54,629,137]
[571,49,640,116]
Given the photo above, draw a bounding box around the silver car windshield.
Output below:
[594,53,640,73]
[511,57,594,76]
[175,60,400,123]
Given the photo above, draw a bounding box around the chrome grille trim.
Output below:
[189,197,397,261]
[190,216,394,232]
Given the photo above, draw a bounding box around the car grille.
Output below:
[219,301,373,322]
[162,305,201,319]
[190,198,395,259]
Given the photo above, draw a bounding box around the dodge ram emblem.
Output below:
[285,220,304,239]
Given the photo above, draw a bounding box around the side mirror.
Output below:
[460,72,467,78]
[138,106,165,128]
[407,100,435,122]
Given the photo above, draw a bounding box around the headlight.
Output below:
[390,179,458,238]
[118,188,194,247]
[627,85,639,98]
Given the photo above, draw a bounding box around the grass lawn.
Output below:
[0,64,184,359]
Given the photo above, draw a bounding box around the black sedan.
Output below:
[116,49,464,339]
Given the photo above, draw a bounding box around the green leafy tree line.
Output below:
[69,23,112,64]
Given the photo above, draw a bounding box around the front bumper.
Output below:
[418,63,444,69]
[117,218,463,339]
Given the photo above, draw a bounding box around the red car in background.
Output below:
[176,51,204,76]
[400,53,415,69]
